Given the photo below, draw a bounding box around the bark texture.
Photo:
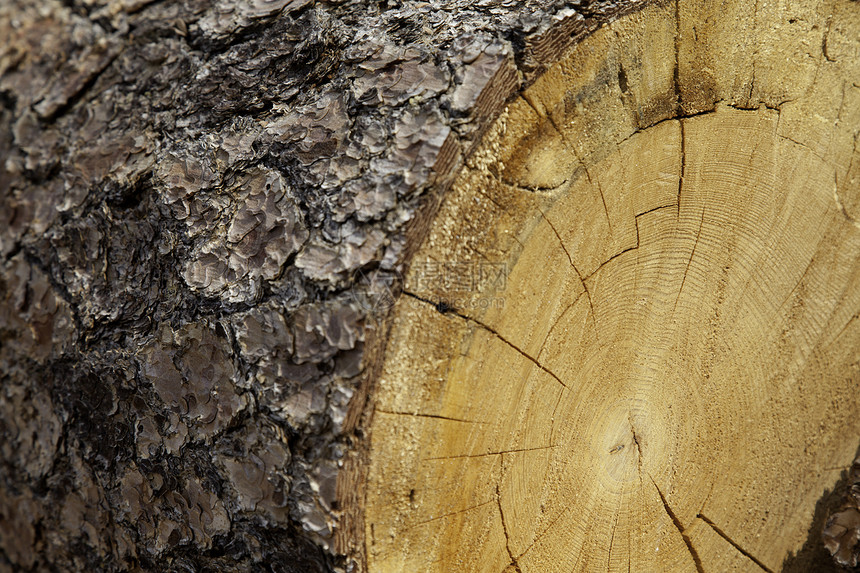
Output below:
[825,454,860,569]
[0,0,652,571]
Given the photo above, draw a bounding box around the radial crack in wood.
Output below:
[696,514,775,573]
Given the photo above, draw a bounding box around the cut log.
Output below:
[356,2,860,572]
[0,0,858,572]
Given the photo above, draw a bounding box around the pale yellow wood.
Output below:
[364,0,860,571]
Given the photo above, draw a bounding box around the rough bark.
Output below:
[0,0,651,571]
[824,454,860,569]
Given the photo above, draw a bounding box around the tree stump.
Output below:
[0,0,858,572]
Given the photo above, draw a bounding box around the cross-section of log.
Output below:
[358,1,860,571]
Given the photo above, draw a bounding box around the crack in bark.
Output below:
[650,477,704,573]
[375,409,488,424]
[697,513,774,573]
[402,291,570,391]
[21,247,85,338]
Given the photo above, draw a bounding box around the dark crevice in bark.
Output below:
[36,50,121,124]
[0,89,16,111]
[19,247,85,339]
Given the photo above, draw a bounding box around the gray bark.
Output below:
[6,0,842,572]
